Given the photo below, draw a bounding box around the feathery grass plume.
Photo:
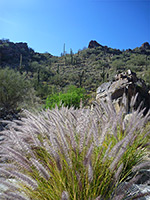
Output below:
[88,162,93,183]
[102,141,112,163]
[0,168,12,177]
[114,163,124,181]
[84,144,93,166]
[75,171,82,190]
[130,93,139,108]
[10,171,38,189]
[61,191,70,200]
[132,161,150,172]
[0,163,23,172]
[0,179,19,193]
[0,192,28,200]
[93,196,103,200]
[30,158,50,180]
[0,95,150,199]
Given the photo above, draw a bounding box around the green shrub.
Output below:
[0,96,150,199]
[45,85,86,109]
[0,68,38,117]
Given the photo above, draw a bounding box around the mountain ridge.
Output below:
[88,40,150,51]
[0,38,150,98]
[1,38,150,58]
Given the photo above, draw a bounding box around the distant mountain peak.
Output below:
[88,40,102,48]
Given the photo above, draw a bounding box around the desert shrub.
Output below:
[143,67,150,85]
[0,68,39,118]
[0,95,150,199]
[111,59,125,70]
[45,85,86,109]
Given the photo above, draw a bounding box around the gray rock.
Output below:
[114,182,150,200]
[126,184,150,200]
[136,170,150,185]
[97,81,112,94]
[96,70,150,115]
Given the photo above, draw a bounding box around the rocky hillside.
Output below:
[0,39,52,70]
[0,39,150,98]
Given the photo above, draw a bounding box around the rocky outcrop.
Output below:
[96,69,150,114]
[0,39,52,69]
[88,40,102,48]
[141,42,150,50]
[0,40,33,68]
[115,182,150,200]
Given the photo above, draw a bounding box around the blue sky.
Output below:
[0,0,150,56]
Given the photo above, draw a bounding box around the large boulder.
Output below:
[96,70,150,114]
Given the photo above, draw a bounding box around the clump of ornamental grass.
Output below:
[0,95,150,200]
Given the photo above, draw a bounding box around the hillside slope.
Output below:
[0,39,150,98]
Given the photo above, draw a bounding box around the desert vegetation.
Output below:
[0,67,40,119]
[45,85,88,109]
[0,96,150,199]
[0,39,150,102]
[0,39,150,199]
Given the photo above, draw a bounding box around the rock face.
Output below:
[96,70,150,114]
[141,42,150,50]
[0,40,32,68]
[88,40,101,48]
[0,39,52,69]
